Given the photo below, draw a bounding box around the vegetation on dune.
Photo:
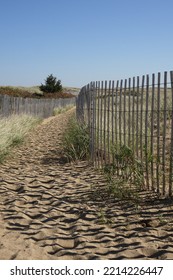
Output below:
[53,105,75,116]
[0,74,77,99]
[61,116,90,162]
[0,114,41,163]
[0,86,75,99]
[0,86,38,98]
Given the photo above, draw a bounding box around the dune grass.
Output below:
[0,114,41,163]
[61,116,90,162]
[53,105,75,116]
[0,86,78,98]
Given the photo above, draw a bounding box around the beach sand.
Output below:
[0,109,173,260]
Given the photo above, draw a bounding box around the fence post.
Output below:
[132,77,135,152]
[136,76,140,158]
[128,78,131,147]
[91,82,96,165]
[89,82,94,162]
[162,71,167,195]
[107,80,111,164]
[145,74,150,189]
[156,72,161,194]
[100,81,104,166]
[140,75,145,163]
[150,73,155,191]
[111,81,115,151]
[169,71,173,197]
[123,79,127,146]
[96,81,100,167]
[103,81,107,165]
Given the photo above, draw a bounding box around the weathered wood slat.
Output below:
[0,94,76,118]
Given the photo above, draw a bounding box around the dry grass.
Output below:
[61,116,90,162]
[0,114,41,162]
[52,105,75,116]
[0,86,42,98]
[0,86,78,99]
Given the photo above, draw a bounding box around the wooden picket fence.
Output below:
[0,94,76,118]
[76,71,173,197]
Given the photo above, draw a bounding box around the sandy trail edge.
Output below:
[0,109,173,260]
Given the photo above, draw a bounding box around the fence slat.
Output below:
[100,81,104,166]
[162,71,167,195]
[119,80,123,149]
[128,78,131,147]
[140,75,145,162]
[96,81,100,167]
[145,74,150,189]
[136,76,140,158]
[115,80,119,151]
[132,77,135,152]
[156,72,161,194]
[150,73,155,190]
[92,82,97,165]
[115,80,119,175]
[103,81,107,164]
[111,81,115,150]
[169,70,173,196]
[107,80,111,164]
[123,79,127,146]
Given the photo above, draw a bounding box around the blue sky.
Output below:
[0,0,173,87]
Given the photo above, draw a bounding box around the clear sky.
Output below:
[0,0,173,87]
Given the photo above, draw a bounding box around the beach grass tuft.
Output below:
[0,114,41,162]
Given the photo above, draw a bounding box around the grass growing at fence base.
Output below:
[0,114,41,163]
[61,117,90,162]
[110,144,145,187]
[91,145,145,209]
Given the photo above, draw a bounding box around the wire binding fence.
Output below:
[76,71,173,197]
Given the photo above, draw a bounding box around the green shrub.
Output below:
[61,117,90,161]
[40,74,62,93]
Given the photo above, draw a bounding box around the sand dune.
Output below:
[0,109,173,260]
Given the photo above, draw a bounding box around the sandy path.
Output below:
[0,109,173,260]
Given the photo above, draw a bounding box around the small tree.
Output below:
[40,74,62,93]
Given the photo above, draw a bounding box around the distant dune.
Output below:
[0,86,80,98]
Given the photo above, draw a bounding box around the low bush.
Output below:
[39,74,62,93]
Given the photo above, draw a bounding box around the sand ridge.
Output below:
[0,108,173,260]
